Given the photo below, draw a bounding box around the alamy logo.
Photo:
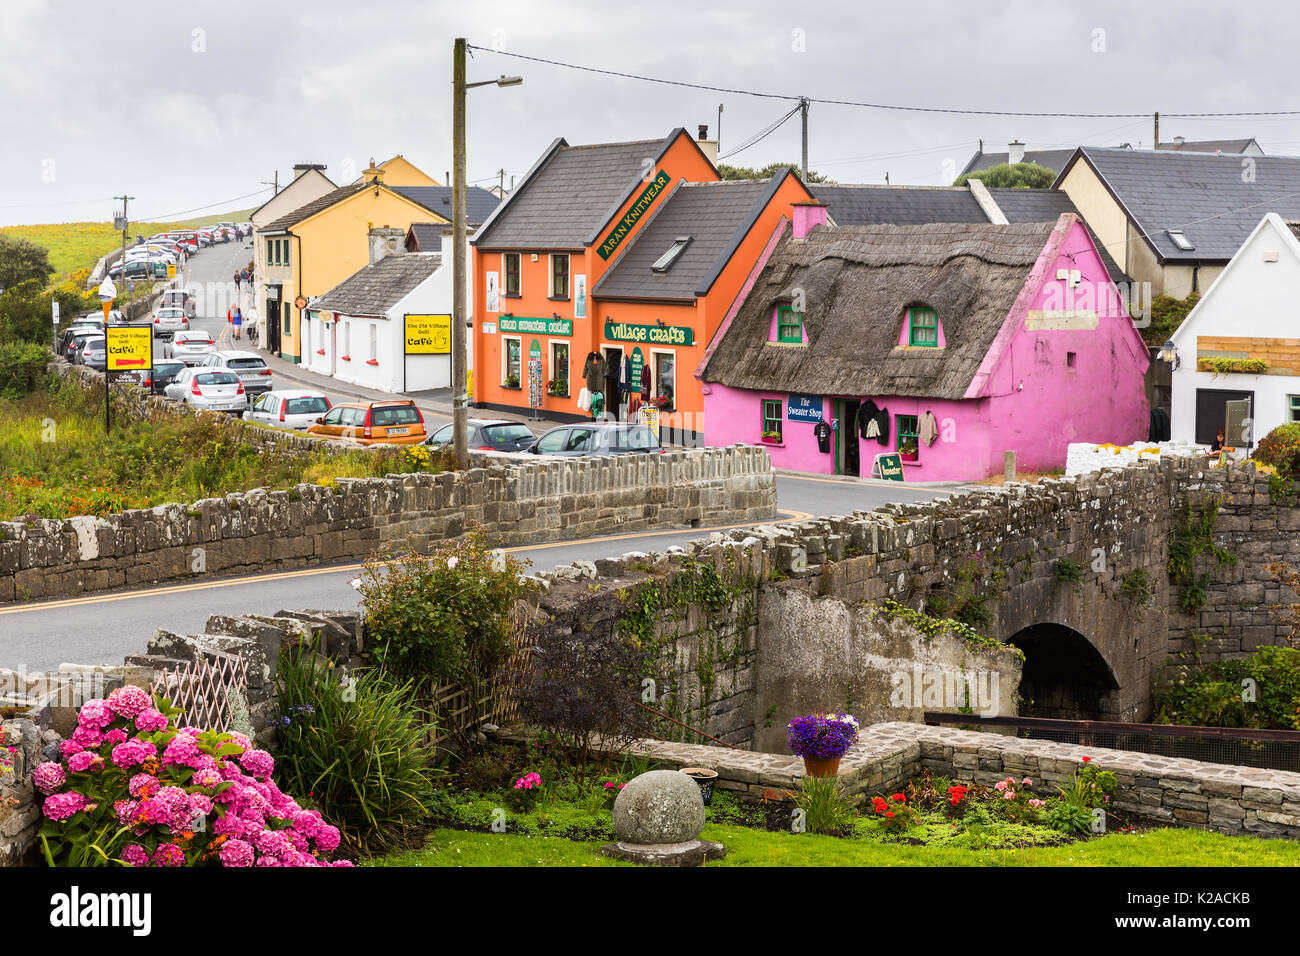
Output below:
[49,886,152,936]
[888,666,1001,717]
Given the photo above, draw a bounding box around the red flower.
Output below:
[872,796,888,814]
[885,811,895,818]
[1082,756,1092,763]
[891,793,906,803]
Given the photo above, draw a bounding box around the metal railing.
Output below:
[923,712,1300,773]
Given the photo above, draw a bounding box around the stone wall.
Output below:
[0,441,775,603]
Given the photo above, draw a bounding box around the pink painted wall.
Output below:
[702,218,1150,482]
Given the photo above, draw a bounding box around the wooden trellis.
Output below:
[150,656,248,731]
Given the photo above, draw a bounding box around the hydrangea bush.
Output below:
[35,685,351,867]
[786,713,860,759]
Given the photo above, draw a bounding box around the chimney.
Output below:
[361,156,386,184]
[791,200,829,240]
[292,162,327,180]
[1007,140,1026,165]
[369,226,405,265]
[695,124,719,166]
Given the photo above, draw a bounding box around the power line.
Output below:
[467,44,1300,120]
[132,187,273,223]
[718,104,802,161]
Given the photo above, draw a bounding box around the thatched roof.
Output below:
[701,218,1063,400]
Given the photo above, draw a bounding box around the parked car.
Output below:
[108,259,162,281]
[526,422,664,457]
[424,418,536,453]
[77,335,108,370]
[164,329,216,363]
[60,321,104,355]
[64,327,103,363]
[243,390,333,430]
[307,400,426,445]
[152,306,190,340]
[198,350,272,394]
[158,288,196,318]
[163,368,247,413]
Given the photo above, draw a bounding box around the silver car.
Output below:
[165,330,217,364]
[78,336,108,371]
[152,306,190,340]
[199,350,273,395]
[164,368,248,413]
[243,390,333,430]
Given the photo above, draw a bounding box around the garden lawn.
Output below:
[370,824,1300,868]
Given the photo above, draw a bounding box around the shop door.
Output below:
[603,346,623,421]
[267,298,281,353]
[836,399,860,477]
[1194,388,1253,446]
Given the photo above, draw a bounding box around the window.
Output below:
[368,325,378,364]
[897,414,919,462]
[1291,395,1300,422]
[342,321,350,360]
[1066,351,1077,368]
[1166,229,1195,251]
[266,240,276,266]
[550,342,570,396]
[371,406,421,426]
[504,253,521,296]
[550,254,569,299]
[504,337,521,387]
[286,397,329,416]
[564,429,592,452]
[652,351,675,410]
[652,236,692,273]
[762,399,783,442]
[283,240,290,267]
[908,307,938,347]
[283,302,290,334]
[431,423,454,445]
[537,429,568,453]
[776,305,803,344]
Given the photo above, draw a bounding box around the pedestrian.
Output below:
[234,271,242,290]
[247,307,259,347]
[233,307,243,341]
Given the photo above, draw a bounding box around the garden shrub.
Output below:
[273,651,442,854]
[1154,645,1300,730]
[1256,422,1300,479]
[794,775,858,835]
[0,341,51,399]
[35,686,349,867]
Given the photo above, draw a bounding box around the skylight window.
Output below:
[651,236,692,273]
[1166,229,1195,251]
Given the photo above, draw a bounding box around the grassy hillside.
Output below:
[0,207,258,278]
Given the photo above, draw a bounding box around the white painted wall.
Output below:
[1169,213,1300,446]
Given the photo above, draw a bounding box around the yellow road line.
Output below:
[0,510,811,617]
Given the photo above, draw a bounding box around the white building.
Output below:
[1167,212,1300,451]
[303,226,469,393]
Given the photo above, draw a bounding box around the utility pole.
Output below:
[1153,112,1160,149]
[498,167,505,196]
[113,194,134,312]
[717,103,724,155]
[452,37,469,471]
[800,97,810,182]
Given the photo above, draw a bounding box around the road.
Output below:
[1,474,952,673]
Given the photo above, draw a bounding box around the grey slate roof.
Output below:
[960,148,1078,177]
[392,186,499,226]
[473,133,678,250]
[809,184,1126,283]
[1059,146,1300,262]
[310,253,442,317]
[702,220,1061,399]
[406,222,445,252]
[592,177,785,300]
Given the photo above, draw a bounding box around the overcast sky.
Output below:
[2,0,1296,227]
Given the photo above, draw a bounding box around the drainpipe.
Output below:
[1191,261,1199,294]
[293,230,305,363]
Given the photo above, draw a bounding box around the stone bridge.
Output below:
[528,457,1298,743]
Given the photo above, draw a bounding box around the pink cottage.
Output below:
[697,208,1149,481]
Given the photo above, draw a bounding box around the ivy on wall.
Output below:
[1167,499,1237,615]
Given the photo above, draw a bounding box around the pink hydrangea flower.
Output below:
[151,843,186,867]
[103,728,129,746]
[255,855,283,867]
[71,724,103,748]
[219,838,255,867]
[224,731,252,754]
[106,685,151,719]
[191,767,222,789]
[121,844,149,867]
[315,825,341,853]
[77,699,114,729]
[43,792,90,821]
[128,773,160,799]
[134,709,168,733]
[58,740,84,759]
[239,749,274,778]
[67,750,103,773]
[33,762,66,795]
[110,739,157,769]
[161,735,203,768]
[115,799,139,825]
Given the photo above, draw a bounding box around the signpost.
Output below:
[871,453,905,481]
[104,325,152,433]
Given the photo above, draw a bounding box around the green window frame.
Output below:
[762,399,783,441]
[1290,395,1300,422]
[267,240,277,266]
[776,305,803,343]
[897,414,919,462]
[283,240,290,267]
[908,307,938,347]
[282,302,290,335]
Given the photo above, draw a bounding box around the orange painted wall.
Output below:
[472,131,717,416]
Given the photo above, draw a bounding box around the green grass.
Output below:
[367,823,1300,867]
[1,207,257,278]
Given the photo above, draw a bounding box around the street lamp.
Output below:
[1157,339,1180,370]
[452,37,522,470]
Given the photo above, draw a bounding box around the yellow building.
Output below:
[256,159,450,361]
[352,154,441,188]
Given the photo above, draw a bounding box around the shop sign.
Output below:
[873,453,905,482]
[499,315,572,336]
[603,319,693,346]
[106,325,152,371]
[629,346,644,390]
[786,393,823,423]
[597,170,672,260]
[404,314,451,354]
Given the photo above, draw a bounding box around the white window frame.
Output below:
[342,321,351,360]
[549,338,570,397]
[650,348,676,407]
[368,324,378,363]
[1289,394,1300,422]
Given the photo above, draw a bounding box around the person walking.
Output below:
[233,271,242,290]
[232,307,243,341]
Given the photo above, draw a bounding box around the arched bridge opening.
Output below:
[1007,622,1122,721]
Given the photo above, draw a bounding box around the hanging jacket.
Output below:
[874,406,890,445]
[583,354,606,394]
[865,417,880,439]
[859,399,880,439]
[919,411,939,447]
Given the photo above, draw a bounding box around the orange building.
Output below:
[471,128,813,442]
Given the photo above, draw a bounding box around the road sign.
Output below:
[404,314,451,354]
[106,325,153,372]
[872,453,905,481]
[52,301,59,325]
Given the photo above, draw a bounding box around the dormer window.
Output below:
[776,304,803,343]
[652,236,692,273]
[1166,229,1194,251]
[908,307,938,347]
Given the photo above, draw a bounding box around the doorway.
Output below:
[603,345,623,421]
[267,297,281,353]
[835,399,860,477]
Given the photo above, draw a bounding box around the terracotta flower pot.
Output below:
[802,756,842,778]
